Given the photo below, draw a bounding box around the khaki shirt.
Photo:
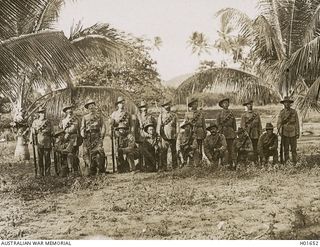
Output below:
[31,118,53,148]
[204,133,227,161]
[232,134,253,160]
[81,113,106,138]
[184,110,206,140]
[217,109,237,139]
[240,111,262,140]
[60,115,81,147]
[137,112,157,139]
[110,110,131,130]
[258,132,278,156]
[277,108,300,137]
[157,110,177,140]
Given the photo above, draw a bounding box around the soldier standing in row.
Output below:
[232,127,254,168]
[204,122,228,168]
[217,98,236,166]
[81,99,106,175]
[52,130,67,176]
[240,100,262,163]
[30,107,53,177]
[157,100,178,170]
[116,122,140,173]
[258,123,278,165]
[59,105,82,175]
[176,120,198,167]
[141,121,161,172]
[277,96,300,164]
[110,96,132,133]
[184,98,206,162]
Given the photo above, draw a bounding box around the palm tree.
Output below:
[187,31,211,56]
[183,0,320,116]
[0,1,131,160]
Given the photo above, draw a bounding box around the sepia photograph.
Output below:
[0,0,320,242]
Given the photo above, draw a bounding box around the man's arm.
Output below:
[240,114,246,129]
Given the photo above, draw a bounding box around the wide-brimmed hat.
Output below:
[115,96,125,105]
[218,98,229,108]
[37,106,46,113]
[180,120,192,129]
[54,130,64,138]
[138,100,148,109]
[62,104,74,112]
[143,122,155,132]
[161,100,172,107]
[206,122,219,131]
[242,100,253,106]
[84,99,96,109]
[187,97,198,107]
[115,122,129,130]
[265,122,274,130]
[280,96,294,104]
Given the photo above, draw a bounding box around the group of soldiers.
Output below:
[29,94,300,177]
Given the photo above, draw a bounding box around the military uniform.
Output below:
[116,123,140,173]
[30,107,53,176]
[277,97,300,164]
[216,98,237,165]
[141,122,161,172]
[176,121,199,167]
[59,105,82,174]
[240,102,262,162]
[258,123,278,164]
[204,123,228,167]
[185,98,206,161]
[81,100,106,175]
[53,130,68,177]
[136,100,157,141]
[110,96,132,134]
[232,128,254,166]
[157,100,178,170]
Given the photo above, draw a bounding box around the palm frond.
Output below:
[69,23,126,60]
[0,30,86,98]
[177,67,280,103]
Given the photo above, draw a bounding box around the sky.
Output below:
[57,0,258,82]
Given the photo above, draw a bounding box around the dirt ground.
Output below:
[1,107,320,240]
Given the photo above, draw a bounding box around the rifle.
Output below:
[111,128,116,173]
[32,132,38,177]
[279,126,284,164]
[52,137,59,176]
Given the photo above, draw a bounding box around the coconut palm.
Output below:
[183,0,320,115]
[0,1,131,160]
[187,31,211,56]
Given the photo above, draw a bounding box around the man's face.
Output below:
[140,107,147,114]
[88,104,96,113]
[164,105,171,111]
[184,125,191,132]
[39,112,45,119]
[266,129,273,135]
[66,109,73,116]
[118,102,124,110]
[147,126,155,135]
[191,102,198,110]
[247,104,253,111]
[284,102,291,108]
[119,128,127,135]
[210,127,218,135]
[222,101,229,109]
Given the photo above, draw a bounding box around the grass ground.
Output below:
[0,106,320,240]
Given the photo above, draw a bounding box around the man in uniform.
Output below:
[217,98,237,165]
[110,96,132,132]
[176,120,199,167]
[258,123,278,165]
[277,96,300,164]
[184,98,206,162]
[30,106,53,177]
[204,122,228,168]
[157,100,178,170]
[232,127,254,168]
[141,121,161,172]
[59,104,82,175]
[240,100,262,163]
[116,122,140,173]
[52,130,68,177]
[81,99,106,175]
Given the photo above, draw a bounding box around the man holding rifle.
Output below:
[81,99,106,176]
[277,96,300,164]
